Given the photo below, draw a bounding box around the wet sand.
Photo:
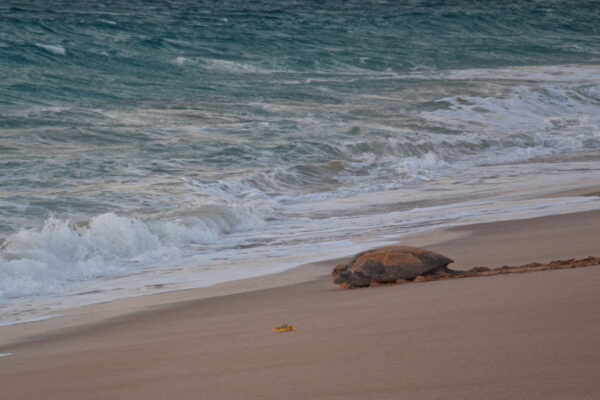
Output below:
[1,210,600,399]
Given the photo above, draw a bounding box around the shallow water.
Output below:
[1,0,600,325]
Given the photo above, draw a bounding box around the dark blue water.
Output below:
[2,1,599,106]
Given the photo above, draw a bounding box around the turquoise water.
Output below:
[1,1,600,317]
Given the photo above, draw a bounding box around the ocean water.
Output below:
[2,0,600,325]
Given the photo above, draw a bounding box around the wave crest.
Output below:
[35,43,66,55]
[0,207,255,298]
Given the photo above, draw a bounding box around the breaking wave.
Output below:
[35,43,66,55]
[0,206,260,298]
[236,81,600,198]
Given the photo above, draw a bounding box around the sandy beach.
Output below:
[1,208,599,399]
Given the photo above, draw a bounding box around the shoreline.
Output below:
[1,205,599,348]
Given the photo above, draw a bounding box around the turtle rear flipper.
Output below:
[424,265,464,277]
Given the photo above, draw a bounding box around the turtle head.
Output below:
[331,264,347,278]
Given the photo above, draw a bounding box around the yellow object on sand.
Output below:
[272,323,295,333]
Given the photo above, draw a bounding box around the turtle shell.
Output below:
[333,246,454,287]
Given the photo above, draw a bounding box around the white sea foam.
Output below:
[438,65,600,83]
[197,57,371,75]
[0,206,258,298]
[383,65,600,85]
[36,44,66,55]
[579,84,600,101]
[427,85,597,133]
[419,84,600,164]
[198,57,284,74]
[172,56,187,66]
[0,314,57,327]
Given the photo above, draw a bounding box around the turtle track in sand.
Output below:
[340,256,600,289]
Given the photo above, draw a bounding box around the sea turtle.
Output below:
[332,245,459,288]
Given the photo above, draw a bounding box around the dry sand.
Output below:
[1,210,600,399]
